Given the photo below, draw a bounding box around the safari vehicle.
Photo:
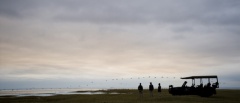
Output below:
[169,75,219,97]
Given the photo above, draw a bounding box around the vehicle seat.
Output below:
[191,84,195,88]
[197,83,203,88]
[212,82,219,88]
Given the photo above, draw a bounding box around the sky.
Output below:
[0,0,240,89]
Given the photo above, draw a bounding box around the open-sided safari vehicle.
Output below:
[169,75,219,97]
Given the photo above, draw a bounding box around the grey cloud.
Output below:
[0,0,38,18]
[53,0,240,26]
[1,0,240,89]
[222,73,240,82]
[0,8,21,18]
[1,0,240,26]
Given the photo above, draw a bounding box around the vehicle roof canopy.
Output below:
[181,75,218,79]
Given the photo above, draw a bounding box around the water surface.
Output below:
[0,88,105,97]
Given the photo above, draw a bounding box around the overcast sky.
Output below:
[0,0,240,89]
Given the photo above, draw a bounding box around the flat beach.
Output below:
[1,89,239,103]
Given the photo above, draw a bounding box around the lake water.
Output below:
[0,88,106,97]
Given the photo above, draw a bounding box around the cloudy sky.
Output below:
[0,0,240,89]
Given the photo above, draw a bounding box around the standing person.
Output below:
[138,83,143,97]
[149,82,154,97]
[158,83,161,96]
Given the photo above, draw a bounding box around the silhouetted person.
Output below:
[158,83,161,96]
[149,82,154,97]
[138,83,143,97]
[207,82,211,87]
[182,81,187,87]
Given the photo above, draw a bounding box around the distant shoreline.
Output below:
[1,87,240,91]
[1,88,240,97]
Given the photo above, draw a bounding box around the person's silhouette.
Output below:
[149,82,154,97]
[158,83,161,96]
[138,83,143,97]
[182,81,187,87]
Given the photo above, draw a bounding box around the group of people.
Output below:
[138,82,161,97]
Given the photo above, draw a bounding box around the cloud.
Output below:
[1,0,240,25]
[55,0,240,26]
[0,0,240,89]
